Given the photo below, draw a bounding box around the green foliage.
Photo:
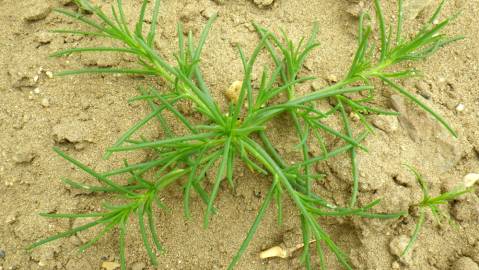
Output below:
[401,165,475,257]
[72,0,95,13]
[29,0,462,269]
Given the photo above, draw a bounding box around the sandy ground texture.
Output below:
[0,0,478,269]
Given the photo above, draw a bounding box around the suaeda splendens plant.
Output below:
[28,0,462,269]
[400,165,475,257]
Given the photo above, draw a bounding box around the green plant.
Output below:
[72,0,94,13]
[400,165,475,257]
[28,0,462,269]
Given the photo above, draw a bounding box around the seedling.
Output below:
[401,165,475,257]
[28,0,463,269]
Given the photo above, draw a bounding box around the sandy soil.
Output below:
[0,0,478,269]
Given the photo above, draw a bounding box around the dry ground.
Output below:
[0,0,478,269]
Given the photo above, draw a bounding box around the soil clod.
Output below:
[130,262,146,270]
[451,196,479,223]
[12,150,35,164]
[451,256,479,270]
[23,2,52,22]
[403,0,434,20]
[253,0,274,8]
[389,235,413,265]
[52,119,93,146]
[372,115,399,134]
[224,81,243,103]
[65,258,93,270]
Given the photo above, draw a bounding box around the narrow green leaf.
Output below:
[204,137,232,227]
[53,147,136,195]
[55,68,157,77]
[227,184,276,269]
[147,0,162,46]
[51,47,139,57]
[401,210,425,256]
[380,76,457,137]
[373,0,388,61]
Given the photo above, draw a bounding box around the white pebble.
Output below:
[33,88,41,94]
[463,173,479,188]
[438,76,446,83]
[33,75,39,83]
[45,71,53,78]
[41,98,50,107]
[201,8,218,19]
[455,103,465,112]
[327,74,338,83]
[5,214,17,224]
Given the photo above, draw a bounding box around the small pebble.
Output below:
[437,76,447,84]
[74,142,87,150]
[5,214,16,224]
[327,74,338,83]
[253,0,274,8]
[455,103,465,112]
[101,261,120,270]
[415,81,432,99]
[41,98,50,107]
[34,32,53,44]
[33,87,41,94]
[201,7,218,19]
[463,173,479,188]
[45,71,53,79]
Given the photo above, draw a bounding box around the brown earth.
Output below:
[0,0,478,269]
